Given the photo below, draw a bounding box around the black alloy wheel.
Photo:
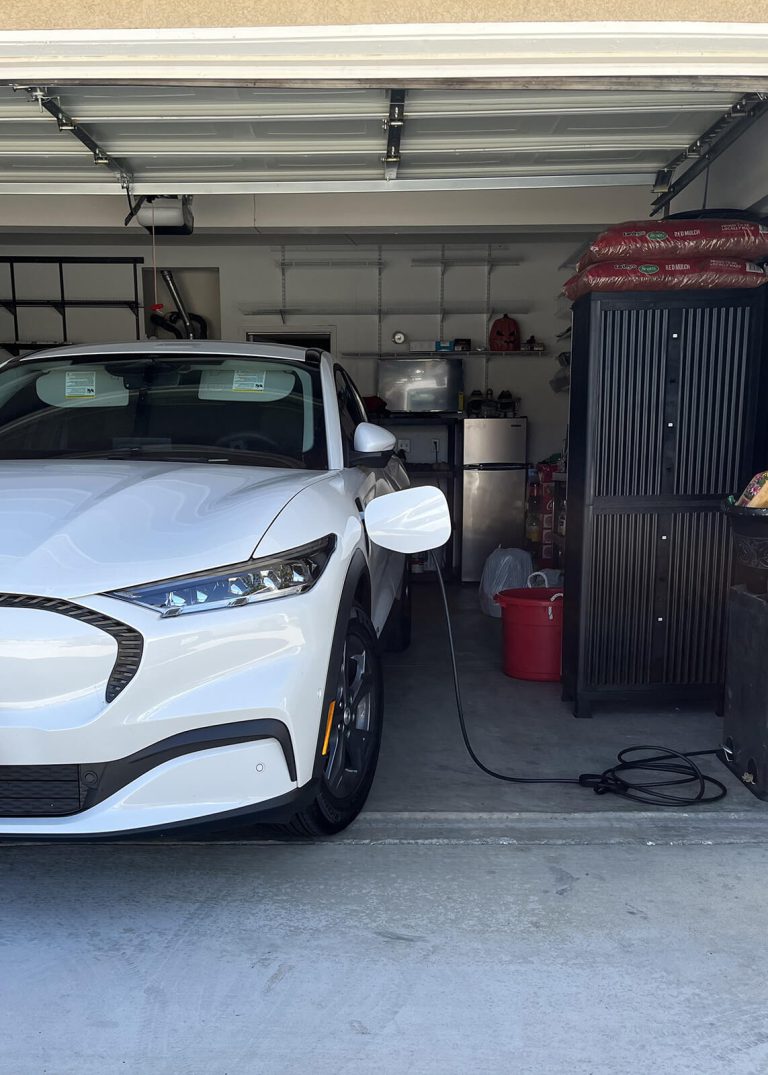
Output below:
[323,623,379,799]
[287,606,383,837]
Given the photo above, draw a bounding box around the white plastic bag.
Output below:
[479,547,534,617]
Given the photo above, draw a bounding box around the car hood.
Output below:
[0,460,328,599]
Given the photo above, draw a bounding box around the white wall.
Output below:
[0,183,651,232]
[0,236,575,461]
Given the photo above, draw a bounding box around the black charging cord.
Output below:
[431,552,728,807]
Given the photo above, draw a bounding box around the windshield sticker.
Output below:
[232,370,266,393]
[64,371,97,398]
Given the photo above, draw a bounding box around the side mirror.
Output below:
[351,422,396,467]
[364,486,451,553]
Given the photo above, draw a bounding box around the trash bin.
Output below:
[724,503,768,594]
[494,587,563,681]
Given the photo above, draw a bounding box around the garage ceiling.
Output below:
[0,85,742,195]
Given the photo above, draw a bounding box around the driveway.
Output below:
[4,829,768,1075]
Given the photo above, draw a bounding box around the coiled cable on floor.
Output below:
[431,552,728,807]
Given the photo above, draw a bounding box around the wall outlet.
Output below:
[397,438,411,453]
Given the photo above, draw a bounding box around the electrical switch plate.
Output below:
[397,438,411,453]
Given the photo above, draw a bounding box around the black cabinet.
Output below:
[722,586,768,799]
[563,288,768,717]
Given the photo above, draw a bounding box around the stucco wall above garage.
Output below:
[0,1,766,28]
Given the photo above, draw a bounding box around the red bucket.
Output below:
[493,587,563,681]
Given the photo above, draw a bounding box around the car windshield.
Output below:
[0,353,328,469]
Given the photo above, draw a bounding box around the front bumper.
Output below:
[0,567,342,833]
[0,732,301,836]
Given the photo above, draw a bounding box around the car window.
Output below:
[0,354,329,470]
[334,366,367,459]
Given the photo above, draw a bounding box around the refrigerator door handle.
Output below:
[466,463,527,472]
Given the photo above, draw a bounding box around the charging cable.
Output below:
[431,553,728,807]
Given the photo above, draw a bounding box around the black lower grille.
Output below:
[0,593,144,702]
[0,764,83,816]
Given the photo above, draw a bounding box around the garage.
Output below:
[2,71,767,811]
[3,19,768,1072]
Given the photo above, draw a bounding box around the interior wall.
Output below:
[0,237,574,461]
[0,185,653,233]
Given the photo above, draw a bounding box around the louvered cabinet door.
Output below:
[584,512,658,689]
[674,303,756,498]
[663,509,732,688]
[589,300,759,502]
[583,509,732,692]
[589,306,667,500]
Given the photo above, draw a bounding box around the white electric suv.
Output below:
[0,341,450,837]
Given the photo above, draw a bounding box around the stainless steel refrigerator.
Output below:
[461,418,528,582]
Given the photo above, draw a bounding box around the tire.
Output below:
[383,562,411,653]
[287,605,383,836]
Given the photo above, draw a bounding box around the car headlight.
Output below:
[106,535,336,617]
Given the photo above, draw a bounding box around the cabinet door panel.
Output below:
[585,512,658,688]
[664,510,731,685]
[675,304,753,497]
[591,307,667,498]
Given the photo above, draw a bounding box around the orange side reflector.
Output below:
[322,700,336,756]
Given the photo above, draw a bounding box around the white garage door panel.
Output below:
[0,83,743,195]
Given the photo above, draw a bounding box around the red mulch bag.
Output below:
[578,219,768,271]
[563,258,767,302]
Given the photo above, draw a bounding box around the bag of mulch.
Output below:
[563,258,767,302]
[578,219,768,271]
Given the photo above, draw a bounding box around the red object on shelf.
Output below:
[150,303,164,312]
[489,314,521,352]
[494,587,563,681]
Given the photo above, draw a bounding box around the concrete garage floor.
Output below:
[368,581,759,815]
